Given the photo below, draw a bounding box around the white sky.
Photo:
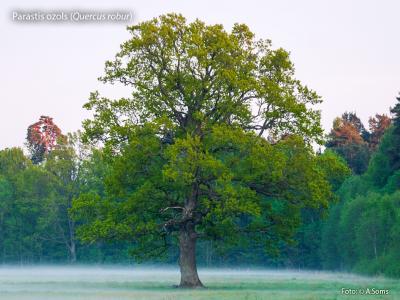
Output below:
[1,0,399,149]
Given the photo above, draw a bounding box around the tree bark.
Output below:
[178,224,203,288]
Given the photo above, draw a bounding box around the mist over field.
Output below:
[0,266,399,300]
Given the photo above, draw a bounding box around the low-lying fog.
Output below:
[0,266,397,300]
[0,265,386,283]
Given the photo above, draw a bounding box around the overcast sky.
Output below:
[1,0,399,149]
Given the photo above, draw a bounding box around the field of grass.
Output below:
[0,266,398,300]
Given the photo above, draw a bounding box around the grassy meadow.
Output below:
[0,267,398,300]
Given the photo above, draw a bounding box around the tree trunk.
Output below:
[67,194,77,264]
[70,240,77,263]
[178,225,203,288]
[68,218,77,263]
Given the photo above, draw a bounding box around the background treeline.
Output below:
[285,98,400,277]
[0,134,133,264]
[1,98,400,277]
[318,98,400,277]
[0,133,344,266]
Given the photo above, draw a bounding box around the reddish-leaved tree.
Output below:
[26,116,63,164]
[368,114,391,149]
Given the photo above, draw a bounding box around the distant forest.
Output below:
[1,96,399,278]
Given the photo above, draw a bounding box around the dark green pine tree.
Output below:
[391,94,400,135]
[388,94,400,170]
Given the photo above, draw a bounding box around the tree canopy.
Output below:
[82,14,323,148]
[326,112,391,174]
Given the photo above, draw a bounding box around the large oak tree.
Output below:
[72,14,340,287]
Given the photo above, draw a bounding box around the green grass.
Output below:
[0,267,398,300]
